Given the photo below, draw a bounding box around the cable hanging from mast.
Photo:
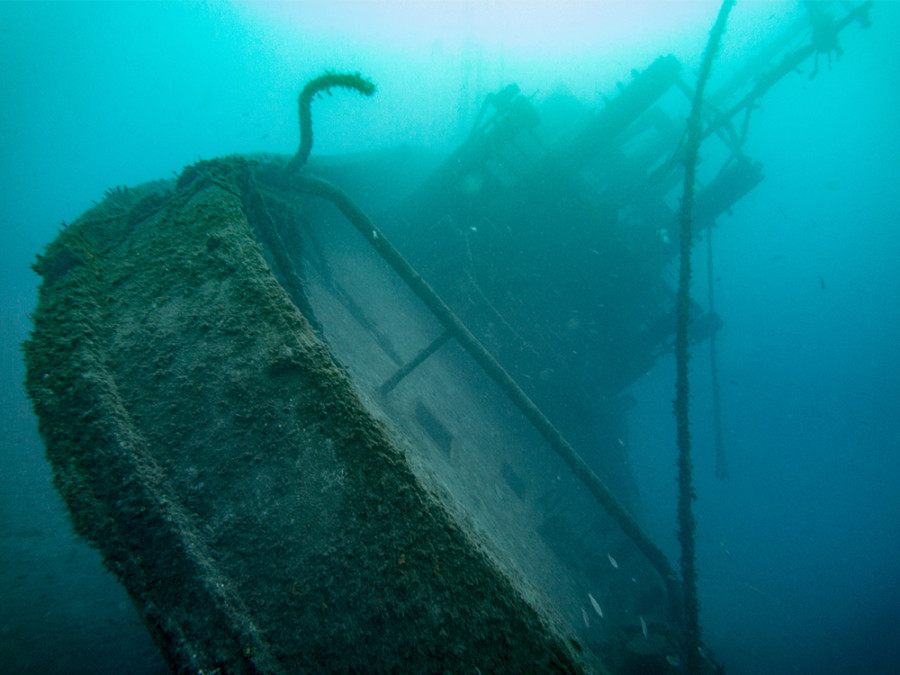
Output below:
[674,1,735,672]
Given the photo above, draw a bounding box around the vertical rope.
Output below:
[707,224,729,480]
[675,2,734,672]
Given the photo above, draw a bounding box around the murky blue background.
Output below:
[2,2,898,673]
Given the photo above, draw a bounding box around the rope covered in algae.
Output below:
[707,224,729,481]
[286,71,376,174]
[675,1,734,672]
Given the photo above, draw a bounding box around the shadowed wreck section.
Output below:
[23,175,588,674]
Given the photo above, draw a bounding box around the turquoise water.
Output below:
[2,2,898,673]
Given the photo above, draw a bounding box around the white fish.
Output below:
[640,615,648,640]
[607,553,619,569]
[666,655,680,667]
[588,593,604,619]
[581,607,590,628]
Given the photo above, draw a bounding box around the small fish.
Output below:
[640,615,648,640]
[588,593,603,619]
[607,553,618,569]
[666,655,681,667]
[746,583,766,596]
[582,607,590,628]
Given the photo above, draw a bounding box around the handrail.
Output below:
[290,171,683,617]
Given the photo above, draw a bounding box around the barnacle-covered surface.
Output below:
[23,166,592,674]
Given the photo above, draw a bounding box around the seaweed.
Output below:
[286,70,377,174]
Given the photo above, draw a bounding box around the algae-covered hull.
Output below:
[23,163,598,673]
[22,3,877,671]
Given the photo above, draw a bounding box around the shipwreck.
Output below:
[24,3,872,673]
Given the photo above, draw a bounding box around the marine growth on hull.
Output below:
[24,3,872,673]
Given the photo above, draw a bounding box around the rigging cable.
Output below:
[674,1,734,672]
[707,222,729,480]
